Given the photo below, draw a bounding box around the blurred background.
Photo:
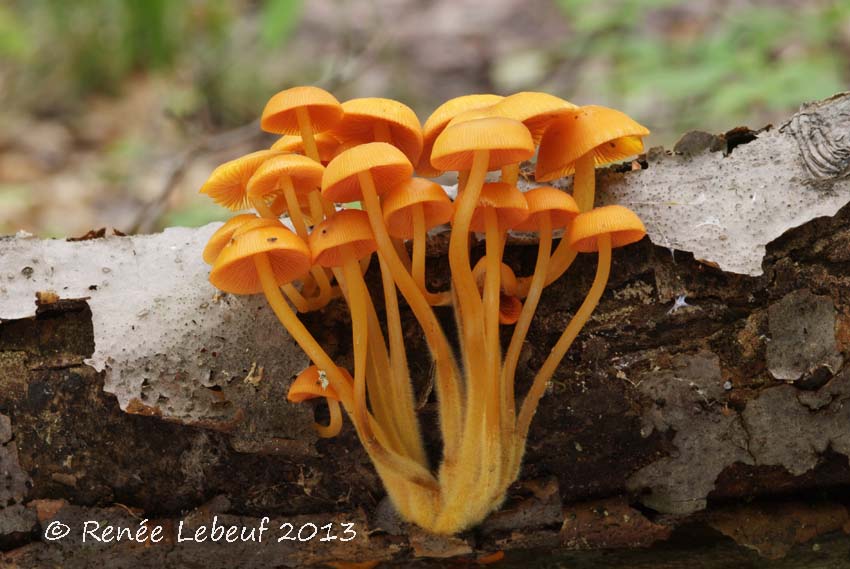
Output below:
[1,0,848,237]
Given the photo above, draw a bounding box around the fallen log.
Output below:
[1,93,849,567]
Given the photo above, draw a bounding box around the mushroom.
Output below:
[417,94,503,179]
[204,216,314,312]
[489,91,577,185]
[382,177,455,306]
[271,132,340,165]
[261,86,344,164]
[287,365,353,438]
[199,150,281,215]
[535,106,649,285]
[429,118,533,533]
[467,181,528,498]
[500,186,578,482]
[472,261,522,325]
[323,143,463,464]
[248,153,334,310]
[512,205,646,479]
[330,98,424,165]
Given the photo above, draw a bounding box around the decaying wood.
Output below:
[1,94,850,567]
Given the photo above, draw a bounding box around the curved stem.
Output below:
[514,234,611,470]
[358,172,463,464]
[501,213,551,484]
[281,283,311,313]
[254,253,438,490]
[573,151,596,212]
[282,177,333,309]
[315,399,343,438]
[295,107,320,163]
[412,204,452,306]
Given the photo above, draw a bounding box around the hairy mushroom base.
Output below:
[201,86,648,535]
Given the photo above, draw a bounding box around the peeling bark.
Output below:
[2,94,850,567]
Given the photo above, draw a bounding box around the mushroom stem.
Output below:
[295,107,320,163]
[483,206,503,496]
[251,197,277,219]
[435,150,493,533]
[458,170,469,194]
[501,163,520,186]
[513,233,611,476]
[501,213,551,481]
[281,283,312,313]
[377,251,427,465]
[315,398,343,438]
[281,177,333,309]
[357,171,464,463]
[412,204,452,306]
[573,152,596,212]
[254,252,438,490]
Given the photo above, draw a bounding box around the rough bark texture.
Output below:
[2,94,850,567]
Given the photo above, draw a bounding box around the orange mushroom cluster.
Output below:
[200,87,649,534]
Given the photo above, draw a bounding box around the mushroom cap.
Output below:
[431,117,535,172]
[203,214,261,265]
[567,205,647,253]
[418,94,503,176]
[491,91,577,144]
[209,223,312,294]
[261,86,344,134]
[474,260,519,296]
[322,142,413,203]
[382,177,454,239]
[199,150,280,211]
[499,294,523,325]
[468,182,529,232]
[512,186,579,232]
[287,365,352,402]
[271,133,340,164]
[444,105,499,128]
[247,153,325,201]
[331,98,424,165]
[535,106,650,182]
[309,209,378,267]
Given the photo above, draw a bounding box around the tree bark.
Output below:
[1,93,850,567]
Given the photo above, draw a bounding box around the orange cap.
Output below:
[331,98,423,165]
[261,86,343,134]
[418,94,503,176]
[536,106,649,182]
[271,133,340,164]
[512,186,579,232]
[247,153,324,202]
[199,150,280,211]
[431,117,534,172]
[567,205,647,252]
[490,91,577,144]
[472,261,522,324]
[499,293,523,325]
[309,209,377,267]
[287,365,352,403]
[209,224,311,294]
[468,182,529,232]
[382,178,454,239]
[322,142,413,203]
[203,214,261,265]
